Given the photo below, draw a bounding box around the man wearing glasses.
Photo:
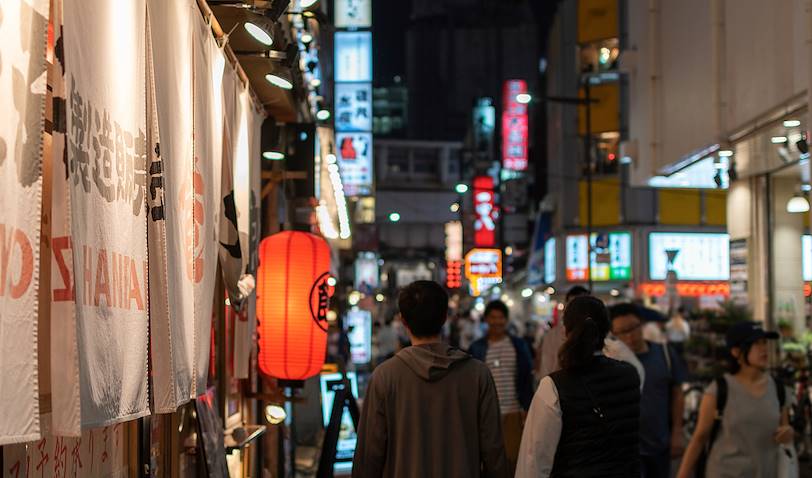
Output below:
[610,303,687,478]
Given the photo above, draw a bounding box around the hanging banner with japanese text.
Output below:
[502,80,528,172]
[0,0,48,445]
[64,0,150,427]
[473,176,497,247]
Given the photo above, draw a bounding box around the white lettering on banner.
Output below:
[474,191,495,232]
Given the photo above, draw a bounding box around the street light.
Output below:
[516,93,532,104]
[389,212,401,222]
[455,183,469,194]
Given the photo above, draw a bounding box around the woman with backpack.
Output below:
[516,296,641,477]
[677,321,794,478]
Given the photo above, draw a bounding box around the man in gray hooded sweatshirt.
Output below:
[353,281,510,478]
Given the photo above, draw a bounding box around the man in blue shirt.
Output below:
[610,303,687,478]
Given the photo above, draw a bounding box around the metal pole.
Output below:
[585,81,594,292]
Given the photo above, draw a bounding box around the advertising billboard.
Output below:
[336,132,373,196]
[502,80,529,171]
[544,238,557,285]
[335,32,372,82]
[566,232,632,281]
[335,83,373,132]
[648,232,730,281]
[346,308,372,364]
[465,248,503,296]
[473,176,497,247]
[354,251,379,293]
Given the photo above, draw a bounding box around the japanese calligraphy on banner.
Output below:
[473,176,497,247]
[64,0,150,427]
[145,0,196,414]
[334,0,372,28]
[502,80,528,172]
[0,0,47,445]
[335,83,372,132]
[336,132,372,196]
[334,32,372,82]
[2,418,127,478]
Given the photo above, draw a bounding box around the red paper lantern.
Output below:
[257,231,333,380]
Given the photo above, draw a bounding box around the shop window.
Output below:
[387,147,409,175]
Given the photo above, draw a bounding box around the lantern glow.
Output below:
[257,231,334,380]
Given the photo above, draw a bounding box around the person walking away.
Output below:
[353,281,509,478]
[610,303,687,478]
[538,286,590,377]
[516,295,641,477]
[469,300,534,475]
[677,321,793,478]
[665,307,691,356]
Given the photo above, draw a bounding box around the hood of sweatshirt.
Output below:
[395,343,471,382]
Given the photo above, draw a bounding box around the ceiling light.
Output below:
[266,72,293,90]
[718,150,733,157]
[375,294,385,302]
[784,120,801,128]
[300,0,319,8]
[505,246,513,256]
[244,22,273,46]
[310,78,322,88]
[265,404,287,425]
[389,212,401,222]
[263,151,285,160]
[803,184,812,192]
[455,183,469,194]
[771,136,788,144]
[316,109,331,121]
[787,194,810,213]
[516,93,532,104]
[450,203,460,212]
[301,32,314,44]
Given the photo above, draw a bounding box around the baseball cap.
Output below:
[725,321,779,349]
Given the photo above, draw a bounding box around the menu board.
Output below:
[649,232,730,281]
[320,372,360,473]
[566,232,632,281]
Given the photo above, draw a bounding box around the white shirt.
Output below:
[515,376,561,478]
[666,317,691,343]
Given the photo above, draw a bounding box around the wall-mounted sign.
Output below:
[335,83,373,132]
[729,238,748,305]
[446,261,463,289]
[334,32,372,82]
[473,176,497,247]
[502,80,529,172]
[639,282,730,298]
[545,238,557,284]
[465,248,503,296]
[334,0,372,29]
[354,251,379,294]
[648,232,730,281]
[473,97,496,155]
[346,308,372,364]
[566,232,632,281]
[336,132,373,196]
[445,221,463,261]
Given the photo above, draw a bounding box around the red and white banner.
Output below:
[473,176,497,248]
[191,12,227,396]
[49,0,82,437]
[502,79,528,172]
[64,0,150,427]
[0,0,48,445]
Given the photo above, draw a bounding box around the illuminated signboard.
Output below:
[566,232,632,281]
[346,308,372,364]
[336,132,372,196]
[544,238,557,284]
[320,372,360,473]
[804,235,812,281]
[465,248,503,296]
[354,251,379,293]
[473,176,497,247]
[648,232,730,281]
[502,80,529,171]
[335,83,373,132]
[445,221,463,261]
[446,261,463,289]
[334,0,372,28]
[335,32,372,82]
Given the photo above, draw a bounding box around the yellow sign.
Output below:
[464,249,503,296]
[578,82,621,135]
[578,0,619,45]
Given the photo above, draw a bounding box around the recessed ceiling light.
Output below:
[244,22,273,46]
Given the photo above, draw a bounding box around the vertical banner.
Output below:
[49,0,82,437]
[64,0,150,427]
[473,176,497,247]
[502,80,528,172]
[0,0,48,444]
[146,0,196,413]
[192,13,226,395]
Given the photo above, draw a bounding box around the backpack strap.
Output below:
[708,376,728,449]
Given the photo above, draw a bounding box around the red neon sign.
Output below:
[502,80,529,171]
[446,260,463,289]
[473,176,497,247]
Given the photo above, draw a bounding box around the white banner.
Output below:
[192,13,226,396]
[49,0,82,437]
[0,0,48,445]
[64,0,150,427]
[145,0,196,414]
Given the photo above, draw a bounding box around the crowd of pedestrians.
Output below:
[352,280,792,477]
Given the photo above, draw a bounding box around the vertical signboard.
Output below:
[334,0,372,28]
[473,176,497,247]
[502,80,529,172]
[445,221,463,289]
[0,0,47,444]
[336,132,372,195]
[335,83,373,132]
[346,308,372,365]
[334,32,372,83]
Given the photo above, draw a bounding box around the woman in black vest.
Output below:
[516,295,641,477]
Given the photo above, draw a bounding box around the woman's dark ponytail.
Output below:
[558,296,610,371]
